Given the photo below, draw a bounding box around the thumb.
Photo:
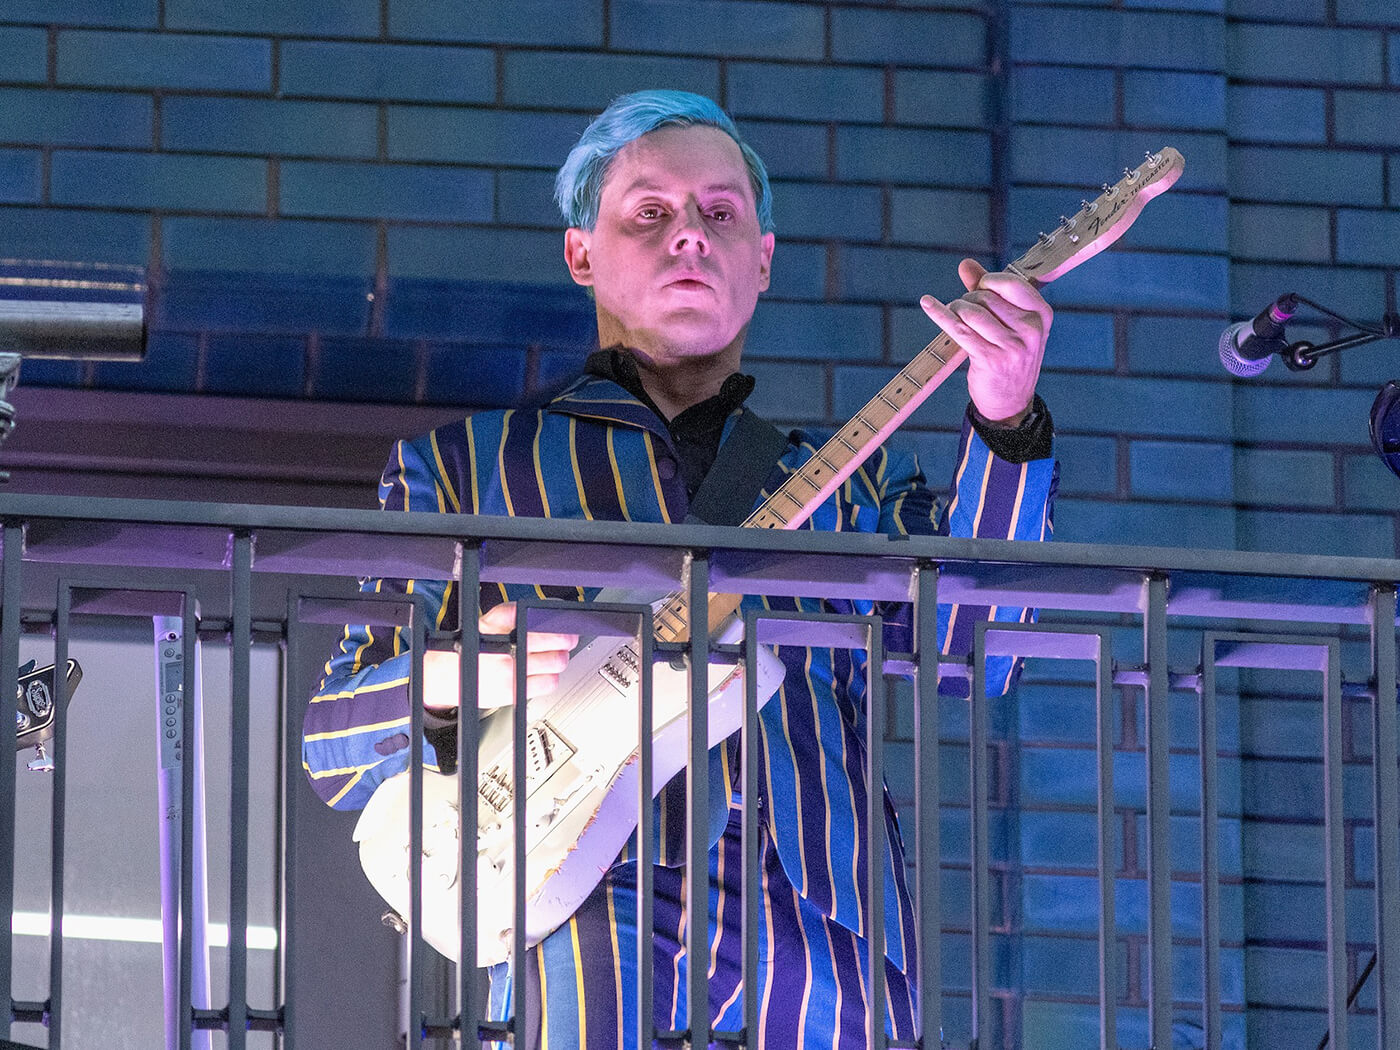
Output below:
[958,258,988,292]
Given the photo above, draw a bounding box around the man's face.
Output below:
[564,124,775,368]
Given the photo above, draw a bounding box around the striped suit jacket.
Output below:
[302,371,1057,973]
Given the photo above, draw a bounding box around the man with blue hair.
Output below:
[304,90,1057,1048]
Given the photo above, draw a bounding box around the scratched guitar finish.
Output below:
[354,147,1187,967]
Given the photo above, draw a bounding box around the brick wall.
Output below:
[2,2,1397,1049]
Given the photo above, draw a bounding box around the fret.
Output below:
[781,489,804,511]
[875,391,900,412]
[834,433,859,454]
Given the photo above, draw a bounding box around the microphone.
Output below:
[1218,293,1299,377]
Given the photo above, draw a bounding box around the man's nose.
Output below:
[669,204,709,256]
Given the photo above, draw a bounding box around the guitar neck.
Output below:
[649,146,1186,644]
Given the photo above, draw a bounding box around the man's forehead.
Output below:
[602,124,754,200]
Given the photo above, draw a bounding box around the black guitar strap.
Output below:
[684,407,791,528]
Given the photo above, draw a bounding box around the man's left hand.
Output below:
[919,259,1052,427]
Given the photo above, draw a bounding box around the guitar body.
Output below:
[354,629,785,965]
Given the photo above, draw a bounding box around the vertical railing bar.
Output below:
[1369,586,1400,1050]
[686,553,712,1048]
[457,545,481,1046]
[1143,574,1172,1050]
[1095,631,1118,1050]
[227,533,253,1050]
[511,600,530,1047]
[408,602,428,1049]
[742,609,762,1050]
[50,582,72,1048]
[970,626,992,1046]
[1324,640,1349,1050]
[866,616,887,1050]
[914,565,941,1045]
[1199,639,1221,1050]
[638,605,656,1050]
[0,523,23,1041]
[281,595,301,1050]
[179,593,198,1050]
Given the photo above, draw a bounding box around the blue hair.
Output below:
[555,90,774,233]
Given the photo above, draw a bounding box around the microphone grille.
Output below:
[1218,322,1271,378]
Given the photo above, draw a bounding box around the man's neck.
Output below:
[627,353,735,420]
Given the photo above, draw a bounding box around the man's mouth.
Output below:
[664,273,712,291]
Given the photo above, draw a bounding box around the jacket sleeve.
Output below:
[875,413,1058,695]
[301,434,461,811]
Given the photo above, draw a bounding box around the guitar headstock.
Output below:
[1010,146,1185,285]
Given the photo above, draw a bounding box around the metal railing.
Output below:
[2,491,1397,1050]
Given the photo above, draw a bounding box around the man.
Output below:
[303,90,1057,1048]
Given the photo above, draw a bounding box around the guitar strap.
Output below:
[684,407,790,527]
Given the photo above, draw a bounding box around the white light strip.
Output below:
[11,911,278,951]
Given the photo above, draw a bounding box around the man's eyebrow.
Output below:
[617,178,750,197]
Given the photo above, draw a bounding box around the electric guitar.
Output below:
[354,146,1187,967]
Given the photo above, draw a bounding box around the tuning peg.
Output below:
[1124,166,1138,181]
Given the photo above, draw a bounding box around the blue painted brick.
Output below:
[893,70,989,130]
[1123,71,1226,130]
[1239,508,1395,557]
[610,1,823,60]
[745,360,826,423]
[1054,497,1237,548]
[51,150,266,213]
[831,8,986,67]
[156,270,371,334]
[746,302,882,361]
[0,27,47,83]
[1227,85,1328,145]
[1,0,157,27]
[891,188,990,250]
[56,31,270,92]
[1343,453,1398,511]
[1012,65,1116,127]
[386,226,573,285]
[1126,315,1236,377]
[0,149,41,204]
[1040,311,1114,370]
[390,0,603,46]
[201,335,306,398]
[836,127,991,187]
[771,182,882,241]
[422,343,529,408]
[1009,187,1228,254]
[12,358,84,387]
[90,331,198,393]
[1011,8,1225,71]
[0,88,152,149]
[727,63,883,124]
[1020,810,1102,869]
[1125,0,1223,9]
[0,205,149,264]
[164,0,378,37]
[313,337,419,403]
[1130,441,1234,502]
[281,41,494,104]
[839,246,969,302]
[1226,0,1324,19]
[1011,126,1227,194]
[763,242,825,300]
[1043,251,1228,313]
[1230,203,1332,263]
[503,52,718,110]
[1336,89,1400,146]
[1019,933,1108,995]
[382,279,594,346]
[161,217,375,276]
[1229,24,1383,85]
[1232,383,1378,444]
[1018,681,1105,745]
[1053,434,1118,496]
[387,107,586,167]
[1336,0,1400,26]
[161,97,379,160]
[280,161,492,223]
[1394,32,1400,85]
[1229,147,1383,206]
[741,121,828,181]
[495,170,561,228]
[1235,448,1336,507]
[1232,262,1386,320]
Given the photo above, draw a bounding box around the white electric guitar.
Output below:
[354,147,1187,967]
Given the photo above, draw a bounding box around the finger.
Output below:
[920,294,999,357]
[972,270,1053,324]
[958,257,988,293]
[522,649,571,676]
[524,672,565,700]
[478,600,516,633]
[521,630,580,655]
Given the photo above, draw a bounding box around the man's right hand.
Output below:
[423,601,578,711]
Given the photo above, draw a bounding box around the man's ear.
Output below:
[757,231,775,293]
[564,228,594,287]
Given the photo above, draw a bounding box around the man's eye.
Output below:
[638,206,663,220]
[709,208,733,222]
